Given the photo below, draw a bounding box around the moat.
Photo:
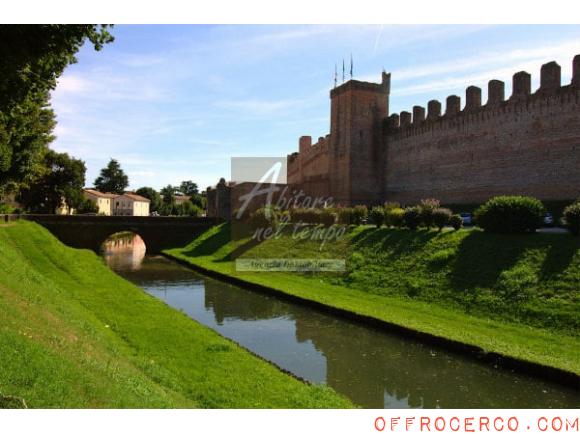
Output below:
[102,234,579,409]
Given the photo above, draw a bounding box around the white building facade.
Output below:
[112,193,150,216]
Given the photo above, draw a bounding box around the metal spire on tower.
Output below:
[350,54,353,79]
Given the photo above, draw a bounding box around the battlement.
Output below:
[288,135,331,164]
[289,54,580,206]
[330,71,391,98]
[386,54,580,136]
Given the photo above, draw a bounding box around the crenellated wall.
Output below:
[383,56,580,204]
[287,55,580,206]
[287,135,332,200]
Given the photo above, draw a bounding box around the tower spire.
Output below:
[342,59,345,83]
[350,54,353,79]
[334,63,337,88]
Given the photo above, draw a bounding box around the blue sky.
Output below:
[50,25,580,191]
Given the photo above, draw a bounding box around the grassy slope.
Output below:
[0,221,352,408]
[165,223,580,375]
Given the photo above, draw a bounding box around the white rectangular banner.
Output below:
[0,409,578,435]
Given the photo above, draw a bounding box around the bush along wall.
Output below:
[563,200,580,236]
[475,196,545,234]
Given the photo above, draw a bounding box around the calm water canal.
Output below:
[102,234,579,409]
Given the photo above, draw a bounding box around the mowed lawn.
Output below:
[165,223,580,375]
[0,221,352,408]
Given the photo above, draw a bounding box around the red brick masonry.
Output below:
[288,56,580,206]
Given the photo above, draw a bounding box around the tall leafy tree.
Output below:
[135,186,162,212]
[76,197,99,214]
[19,150,86,214]
[160,185,176,205]
[94,159,129,194]
[0,25,114,113]
[0,91,56,193]
[159,185,177,216]
[179,180,199,196]
[0,25,113,196]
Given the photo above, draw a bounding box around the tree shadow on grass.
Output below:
[217,237,261,262]
[350,227,440,258]
[538,236,579,282]
[450,231,532,292]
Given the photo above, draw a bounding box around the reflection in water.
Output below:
[102,232,146,270]
[104,234,579,409]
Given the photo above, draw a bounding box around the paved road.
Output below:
[537,227,568,234]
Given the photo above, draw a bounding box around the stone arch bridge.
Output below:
[25,215,219,254]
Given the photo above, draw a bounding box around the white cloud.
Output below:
[55,75,91,93]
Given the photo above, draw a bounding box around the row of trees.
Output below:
[248,200,463,231]
[77,158,207,216]
[135,183,206,217]
[81,159,206,216]
[247,196,580,236]
[368,200,464,231]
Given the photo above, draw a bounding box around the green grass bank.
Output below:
[165,223,580,377]
[0,221,352,408]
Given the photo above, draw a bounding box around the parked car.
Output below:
[460,212,473,226]
[543,212,554,227]
[150,211,160,217]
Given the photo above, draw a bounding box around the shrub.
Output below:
[386,207,405,227]
[368,206,385,228]
[180,201,201,216]
[474,196,545,234]
[432,208,452,231]
[419,198,440,228]
[337,208,354,225]
[290,208,318,224]
[337,206,368,225]
[318,208,336,226]
[249,207,278,231]
[563,201,580,236]
[76,198,99,214]
[449,214,463,230]
[383,202,400,211]
[289,207,335,226]
[352,205,368,225]
[403,206,422,230]
[279,210,291,223]
[0,203,16,214]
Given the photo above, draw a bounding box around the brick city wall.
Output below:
[288,135,332,201]
[383,60,580,205]
[287,55,580,206]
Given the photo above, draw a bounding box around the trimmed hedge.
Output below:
[419,198,440,228]
[249,207,278,230]
[403,206,422,230]
[474,196,545,234]
[338,206,367,226]
[563,201,580,236]
[432,208,452,231]
[450,214,463,231]
[386,207,405,227]
[369,206,385,228]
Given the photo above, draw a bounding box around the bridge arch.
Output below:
[25,215,219,254]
